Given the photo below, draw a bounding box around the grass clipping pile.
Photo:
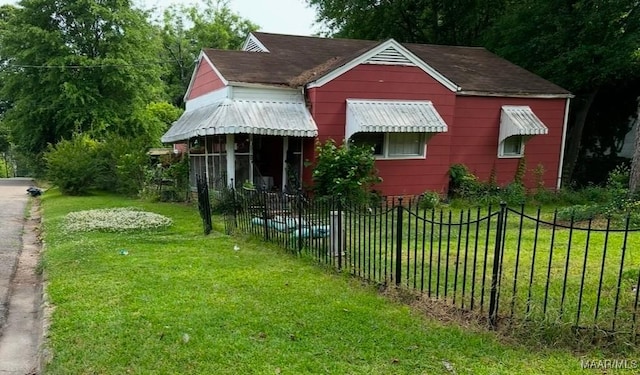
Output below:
[64,207,172,233]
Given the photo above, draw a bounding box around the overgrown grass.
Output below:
[42,190,610,374]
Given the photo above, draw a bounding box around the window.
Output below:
[500,136,524,157]
[351,132,426,159]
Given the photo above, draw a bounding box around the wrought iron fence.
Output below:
[222,189,640,342]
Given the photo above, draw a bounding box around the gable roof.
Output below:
[202,32,571,97]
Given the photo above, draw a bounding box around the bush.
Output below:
[45,134,100,195]
[95,136,150,196]
[418,190,441,210]
[312,139,381,205]
[556,205,602,222]
[500,182,526,205]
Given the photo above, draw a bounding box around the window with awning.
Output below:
[499,105,549,157]
[346,99,448,159]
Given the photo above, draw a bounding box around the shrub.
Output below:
[556,205,602,222]
[418,190,441,210]
[45,134,99,195]
[312,139,381,205]
[95,136,150,196]
[500,182,526,205]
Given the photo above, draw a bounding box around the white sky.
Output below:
[0,0,319,36]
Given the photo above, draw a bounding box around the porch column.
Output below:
[226,134,235,187]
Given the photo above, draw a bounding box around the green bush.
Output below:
[418,190,441,210]
[500,182,526,205]
[556,205,602,222]
[95,136,150,196]
[312,139,381,205]
[44,134,100,195]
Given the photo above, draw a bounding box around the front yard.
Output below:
[41,190,614,374]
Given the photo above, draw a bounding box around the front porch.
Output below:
[188,134,308,192]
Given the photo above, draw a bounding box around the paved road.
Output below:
[0,178,40,374]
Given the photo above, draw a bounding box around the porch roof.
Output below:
[161,99,318,143]
[345,99,449,140]
[499,105,548,143]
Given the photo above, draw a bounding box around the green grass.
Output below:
[42,190,617,374]
[234,201,640,349]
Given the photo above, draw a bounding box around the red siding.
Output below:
[308,64,456,196]
[188,60,226,100]
[452,96,566,190]
[307,64,567,196]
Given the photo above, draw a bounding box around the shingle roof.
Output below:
[202,32,570,96]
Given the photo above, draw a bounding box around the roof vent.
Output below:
[242,35,269,53]
[365,46,414,66]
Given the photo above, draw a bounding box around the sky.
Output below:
[155,0,320,36]
[0,0,319,36]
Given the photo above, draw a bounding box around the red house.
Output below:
[162,32,572,196]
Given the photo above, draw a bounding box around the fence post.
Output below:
[297,189,303,253]
[395,197,404,286]
[262,190,270,241]
[330,198,344,270]
[196,174,212,235]
[488,202,507,328]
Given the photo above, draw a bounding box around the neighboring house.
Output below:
[161,32,572,196]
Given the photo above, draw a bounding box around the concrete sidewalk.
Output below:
[0,178,42,374]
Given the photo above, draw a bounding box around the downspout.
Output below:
[557,97,571,190]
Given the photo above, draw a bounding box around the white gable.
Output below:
[306,39,460,92]
[242,33,269,52]
[365,46,414,66]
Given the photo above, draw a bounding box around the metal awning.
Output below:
[345,99,448,140]
[161,99,318,143]
[499,105,548,143]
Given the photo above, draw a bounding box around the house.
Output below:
[161,32,572,196]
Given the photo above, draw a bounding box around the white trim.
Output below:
[457,91,574,99]
[183,51,229,103]
[307,39,460,92]
[185,87,229,111]
[232,85,302,102]
[352,132,428,160]
[365,46,414,66]
[241,33,270,52]
[497,136,525,159]
[557,97,571,189]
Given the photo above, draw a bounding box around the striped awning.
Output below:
[161,99,318,143]
[499,105,548,143]
[345,99,448,140]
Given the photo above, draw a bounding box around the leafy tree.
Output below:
[158,0,257,106]
[0,0,167,173]
[630,98,640,194]
[484,0,640,184]
[306,0,506,45]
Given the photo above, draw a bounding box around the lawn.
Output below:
[41,190,615,374]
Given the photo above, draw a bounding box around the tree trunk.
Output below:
[561,89,599,187]
[629,96,640,194]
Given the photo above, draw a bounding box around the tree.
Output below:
[158,0,257,107]
[484,0,640,185]
[630,97,640,194]
[0,0,167,173]
[306,0,506,45]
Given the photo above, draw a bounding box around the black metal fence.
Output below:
[221,189,640,342]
